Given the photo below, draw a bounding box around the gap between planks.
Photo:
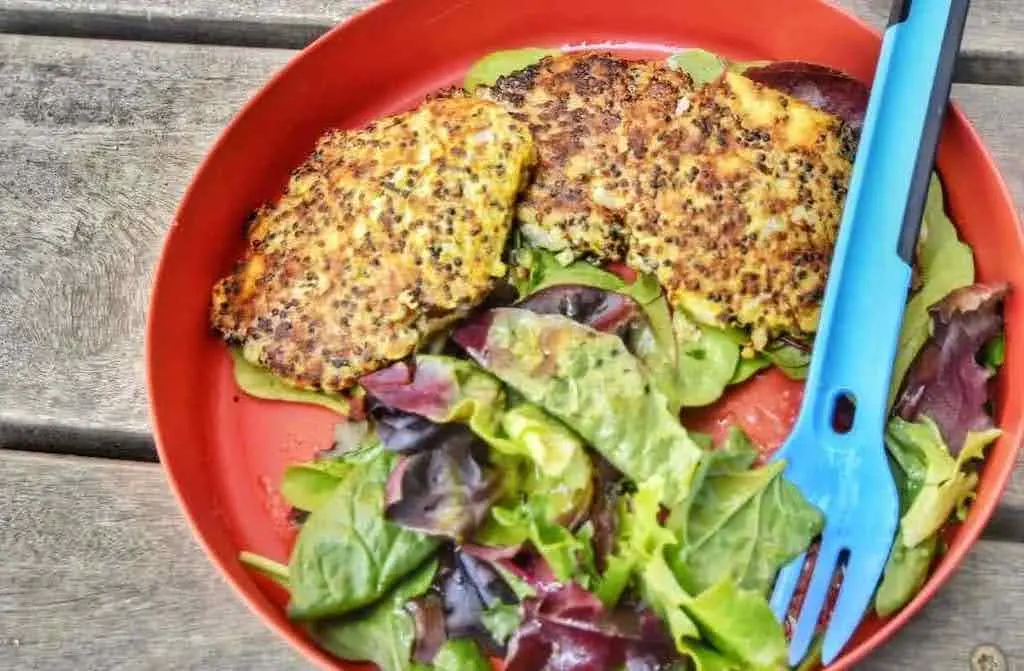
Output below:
[0,0,1021,85]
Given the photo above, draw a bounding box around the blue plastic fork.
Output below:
[769,0,971,665]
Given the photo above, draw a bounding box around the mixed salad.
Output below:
[234,49,1008,670]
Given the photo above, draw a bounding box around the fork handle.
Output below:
[793,0,971,438]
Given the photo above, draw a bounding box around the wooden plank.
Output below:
[0,35,290,453]
[844,0,1024,86]
[0,448,1021,670]
[0,450,307,670]
[0,0,1021,85]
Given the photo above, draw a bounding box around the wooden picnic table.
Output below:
[0,0,1021,668]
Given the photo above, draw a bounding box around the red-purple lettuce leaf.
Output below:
[743,61,869,130]
[440,550,520,654]
[895,283,1008,452]
[504,583,681,671]
[369,399,478,455]
[385,437,502,542]
[408,593,447,663]
[361,357,504,423]
[365,356,595,557]
[516,284,648,340]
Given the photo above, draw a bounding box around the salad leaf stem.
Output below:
[239,551,290,588]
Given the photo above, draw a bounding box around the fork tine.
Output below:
[769,551,806,622]
[788,539,842,667]
[821,542,893,664]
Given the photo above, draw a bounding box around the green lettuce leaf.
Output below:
[730,355,772,384]
[890,176,975,404]
[464,47,558,91]
[231,347,356,415]
[467,309,704,507]
[678,641,742,671]
[512,247,742,408]
[983,333,1006,370]
[613,477,701,643]
[480,603,522,645]
[666,49,727,85]
[874,531,938,617]
[288,450,440,619]
[603,477,788,669]
[653,311,741,408]
[432,639,492,671]
[686,579,788,669]
[489,498,595,584]
[308,559,438,671]
[886,417,1000,547]
[668,442,822,595]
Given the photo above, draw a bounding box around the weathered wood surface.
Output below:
[0,36,290,457]
[1,33,1022,463]
[0,449,1020,670]
[0,0,1021,85]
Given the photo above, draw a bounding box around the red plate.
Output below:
[146,0,1024,668]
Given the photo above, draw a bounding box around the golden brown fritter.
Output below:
[476,54,688,260]
[623,71,855,346]
[211,97,536,391]
[479,53,854,344]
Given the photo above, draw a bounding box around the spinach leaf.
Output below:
[230,347,355,415]
[288,450,440,620]
[512,247,662,308]
[669,457,823,596]
[874,531,938,617]
[762,343,810,381]
[309,559,438,671]
[890,176,975,404]
[653,312,740,408]
[456,309,704,507]
[666,49,727,85]
[432,638,492,671]
[280,459,353,513]
[463,48,558,91]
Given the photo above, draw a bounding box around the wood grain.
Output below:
[0,35,289,453]
[0,449,307,671]
[0,448,1020,670]
[0,0,1021,84]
